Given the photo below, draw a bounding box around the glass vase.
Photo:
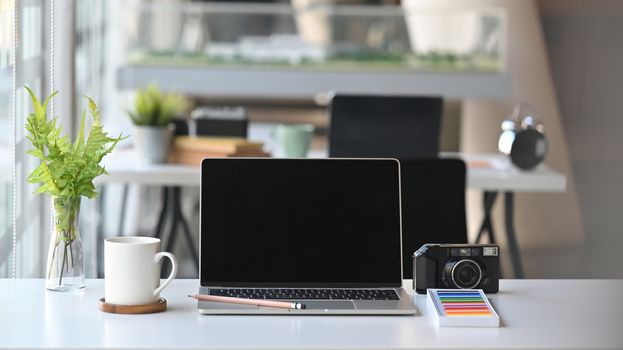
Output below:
[46,196,85,291]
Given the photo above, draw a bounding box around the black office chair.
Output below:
[328,94,442,159]
[326,94,463,278]
[400,158,468,279]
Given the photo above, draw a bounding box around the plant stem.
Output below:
[50,196,81,287]
[69,239,74,269]
[48,241,58,279]
[59,243,67,286]
[65,242,69,271]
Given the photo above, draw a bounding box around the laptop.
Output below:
[198,158,416,315]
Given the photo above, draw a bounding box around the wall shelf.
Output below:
[117,65,511,101]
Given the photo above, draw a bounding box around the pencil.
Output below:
[188,294,306,310]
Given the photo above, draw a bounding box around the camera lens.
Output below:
[443,259,482,289]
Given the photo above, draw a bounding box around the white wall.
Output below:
[459,0,585,277]
[537,0,623,278]
[459,0,623,278]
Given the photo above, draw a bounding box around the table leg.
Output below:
[154,187,169,239]
[177,198,199,267]
[504,192,525,279]
[96,186,106,278]
[164,188,179,256]
[162,186,199,276]
[476,191,498,244]
[117,184,129,237]
[160,187,179,277]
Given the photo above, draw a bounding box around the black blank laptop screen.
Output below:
[200,159,402,287]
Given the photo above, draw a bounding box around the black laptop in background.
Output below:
[197,158,416,315]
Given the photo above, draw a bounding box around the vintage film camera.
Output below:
[413,244,500,294]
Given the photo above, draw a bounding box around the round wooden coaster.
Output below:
[98,297,167,314]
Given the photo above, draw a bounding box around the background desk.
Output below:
[100,152,566,279]
[97,158,201,277]
[100,152,566,190]
[456,153,566,279]
[0,279,621,349]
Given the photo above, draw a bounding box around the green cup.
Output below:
[275,124,314,158]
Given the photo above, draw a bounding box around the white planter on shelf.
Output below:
[291,0,333,47]
[132,125,173,164]
[402,0,480,56]
[291,0,383,49]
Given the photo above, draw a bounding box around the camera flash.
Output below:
[483,247,499,256]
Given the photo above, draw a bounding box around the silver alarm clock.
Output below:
[498,104,548,170]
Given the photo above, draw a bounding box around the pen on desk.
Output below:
[188,294,306,310]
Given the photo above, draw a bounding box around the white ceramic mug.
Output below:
[104,237,178,305]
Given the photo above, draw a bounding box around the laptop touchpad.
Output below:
[304,300,356,310]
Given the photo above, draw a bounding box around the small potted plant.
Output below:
[24,87,124,291]
[128,85,189,163]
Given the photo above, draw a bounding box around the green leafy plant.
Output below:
[127,85,188,126]
[24,87,125,286]
[25,87,125,199]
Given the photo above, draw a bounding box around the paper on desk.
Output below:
[467,158,510,170]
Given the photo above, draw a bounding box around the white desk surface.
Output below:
[99,150,566,192]
[453,153,566,192]
[0,279,621,349]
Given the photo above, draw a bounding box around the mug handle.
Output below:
[153,252,178,298]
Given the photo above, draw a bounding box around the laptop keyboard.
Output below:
[208,288,400,301]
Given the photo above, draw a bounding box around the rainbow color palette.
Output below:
[427,289,500,327]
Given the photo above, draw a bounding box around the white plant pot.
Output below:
[291,0,377,49]
[132,125,173,164]
[402,0,480,56]
[292,0,333,47]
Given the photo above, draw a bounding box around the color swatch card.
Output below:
[427,289,500,327]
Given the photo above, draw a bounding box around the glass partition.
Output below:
[0,0,50,278]
[123,1,506,73]
[0,0,13,277]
